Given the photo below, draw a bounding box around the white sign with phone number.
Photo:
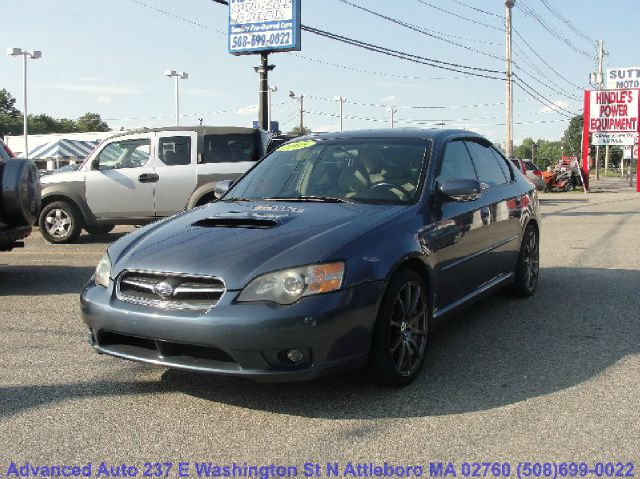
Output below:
[229,0,301,55]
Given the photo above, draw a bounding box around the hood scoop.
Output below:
[192,217,279,229]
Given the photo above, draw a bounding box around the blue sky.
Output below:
[1,0,638,145]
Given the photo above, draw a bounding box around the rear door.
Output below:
[85,133,155,219]
[430,139,495,309]
[153,131,198,217]
[465,140,522,279]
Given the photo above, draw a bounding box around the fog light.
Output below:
[286,349,304,363]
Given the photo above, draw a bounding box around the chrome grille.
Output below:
[116,270,225,310]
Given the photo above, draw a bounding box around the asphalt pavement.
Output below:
[1,190,639,466]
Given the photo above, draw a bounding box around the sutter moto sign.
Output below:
[582,88,640,192]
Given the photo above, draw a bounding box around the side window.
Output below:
[492,148,514,181]
[465,141,508,187]
[202,134,256,164]
[436,140,477,184]
[97,139,150,170]
[159,136,191,166]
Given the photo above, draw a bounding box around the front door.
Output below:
[153,131,198,217]
[429,139,495,310]
[85,134,156,219]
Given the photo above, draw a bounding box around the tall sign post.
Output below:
[582,88,640,191]
[228,0,302,131]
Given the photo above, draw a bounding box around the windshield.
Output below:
[224,138,431,204]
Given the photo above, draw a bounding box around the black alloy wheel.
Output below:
[509,224,540,297]
[369,269,429,386]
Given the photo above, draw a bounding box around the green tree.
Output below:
[287,126,312,136]
[561,115,583,158]
[514,137,535,159]
[0,89,22,136]
[76,113,110,132]
[535,140,562,170]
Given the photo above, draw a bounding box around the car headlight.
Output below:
[237,262,345,305]
[95,254,111,288]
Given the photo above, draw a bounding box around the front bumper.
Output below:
[81,279,385,382]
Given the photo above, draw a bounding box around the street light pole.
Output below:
[268,86,278,130]
[7,47,42,159]
[335,96,347,131]
[388,107,398,128]
[164,70,188,126]
[289,91,305,133]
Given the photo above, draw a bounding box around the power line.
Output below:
[516,0,594,59]
[129,0,226,34]
[512,29,584,90]
[337,0,505,61]
[414,0,504,31]
[445,0,503,19]
[537,0,597,46]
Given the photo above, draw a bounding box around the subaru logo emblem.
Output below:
[153,281,175,299]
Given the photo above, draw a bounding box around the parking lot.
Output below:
[1,189,639,463]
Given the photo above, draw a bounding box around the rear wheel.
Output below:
[38,201,82,244]
[564,179,574,191]
[84,225,115,235]
[508,225,539,297]
[368,269,429,386]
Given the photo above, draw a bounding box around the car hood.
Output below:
[108,200,404,290]
[40,170,84,183]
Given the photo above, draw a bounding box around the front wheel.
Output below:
[368,269,430,387]
[508,224,540,297]
[38,201,83,244]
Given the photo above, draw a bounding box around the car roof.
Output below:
[104,126,263,141]
[292,128,484,142]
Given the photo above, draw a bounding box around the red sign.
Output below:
[582,89,640,190]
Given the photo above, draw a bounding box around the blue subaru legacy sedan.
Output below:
[81,129,540,386]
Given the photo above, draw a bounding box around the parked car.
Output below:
[0,139,41,251]
[39,126,271,243]
[39,162,81,177]
[510,157,545,191]
[81,129,541,386]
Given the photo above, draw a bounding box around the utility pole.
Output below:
[531,141,536,162]
[505,0,515,158]
[388,107,398,128]
[594,40,606,181]
[335,96,347,131]
[268,86,278,130]
[289,91,305,132]
[254,53,275,131]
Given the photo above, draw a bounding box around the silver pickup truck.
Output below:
[39,126,271,243]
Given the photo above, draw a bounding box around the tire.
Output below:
[38,201,83,244]
[84,225,115,235]
[508,224,540,297]
[1,159,41,226]
[564,179,574,192]
[368,269,430,387]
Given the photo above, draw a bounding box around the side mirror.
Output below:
[214,179,234,197]
[438,179,482,202]
[91,158,99,170]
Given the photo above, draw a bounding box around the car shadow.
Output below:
[0,267,637,419]
[158,266,640,418]
[74,231,130,244]
[0,264,95,296]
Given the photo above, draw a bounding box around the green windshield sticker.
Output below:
[278,140,316,152]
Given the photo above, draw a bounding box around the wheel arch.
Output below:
[40,192,94,225]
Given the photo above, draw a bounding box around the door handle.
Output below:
[138,173,159,183]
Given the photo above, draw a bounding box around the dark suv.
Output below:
[0,139,41,251]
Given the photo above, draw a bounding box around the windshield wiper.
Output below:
[262,196,352,203]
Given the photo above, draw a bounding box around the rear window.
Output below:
[202,134,257,164]
[524,161,538,171]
